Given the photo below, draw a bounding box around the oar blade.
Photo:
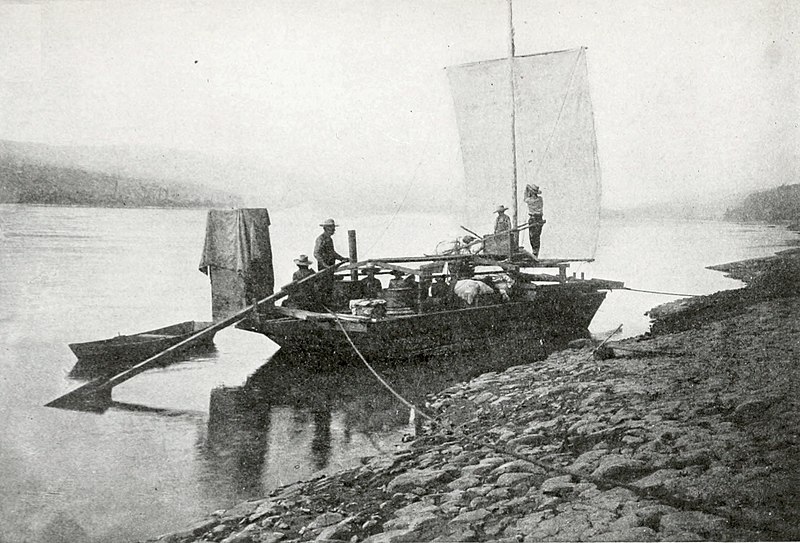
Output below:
[45,380,111,411]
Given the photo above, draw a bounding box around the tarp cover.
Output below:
[447,47,601,259]
[200,208,274,321]
[199,208,272,276]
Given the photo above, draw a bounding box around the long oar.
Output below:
[459,225,485,240]
[46,261,352,409]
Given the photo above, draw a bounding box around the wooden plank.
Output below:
[367,254,473,264]
[370,261,420,276]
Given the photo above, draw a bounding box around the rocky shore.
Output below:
[151,250,800,543]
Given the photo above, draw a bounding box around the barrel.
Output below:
[383,286,415,310]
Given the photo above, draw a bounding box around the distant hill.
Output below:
[724,184,800,223]
[603,192,746,221]
[0,140,242,208]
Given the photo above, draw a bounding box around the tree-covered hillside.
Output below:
[0,149,241,208]
[724,184,800,222]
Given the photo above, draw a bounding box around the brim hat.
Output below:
[320,218,338,227]
[495,205,508,213]
[294,254,311,266]
[528,184,541,194]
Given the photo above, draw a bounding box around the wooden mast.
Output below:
[507,0,519,235]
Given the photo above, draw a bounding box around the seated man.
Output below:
[283,255,317,310]
[388,270,409,289]
[360,265,383,299]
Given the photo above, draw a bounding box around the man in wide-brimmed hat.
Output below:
[284,254,317,309]
[524,184,545,257]
[313,218,348,271]
[493,204,511,235]
[313,218,348,307]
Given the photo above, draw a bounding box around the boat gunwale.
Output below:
[68,320,213,353]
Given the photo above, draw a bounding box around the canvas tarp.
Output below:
[199,208,274,321]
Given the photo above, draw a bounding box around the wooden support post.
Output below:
[558,264,568,282]
[418,270,432,314]
[348,230,358,282]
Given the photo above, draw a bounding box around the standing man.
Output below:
[314,218,348,307]
[524,184,545,257]
[493,205,512,234]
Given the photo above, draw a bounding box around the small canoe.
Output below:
[69,321,216,364]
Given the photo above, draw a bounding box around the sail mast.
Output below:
[507,0,519,232]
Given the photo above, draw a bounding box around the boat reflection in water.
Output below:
[198,328,579,502]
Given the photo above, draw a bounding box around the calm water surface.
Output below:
[0,205,795,542]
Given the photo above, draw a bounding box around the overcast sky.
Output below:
[1,0,798,208]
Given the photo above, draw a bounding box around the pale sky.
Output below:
[1,0,798,208]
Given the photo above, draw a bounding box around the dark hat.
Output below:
[294,254,311,266]
[495,205,508,213]
[319,218,338,227]
[527,184,541,194]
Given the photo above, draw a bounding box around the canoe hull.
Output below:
[69,321,216,371]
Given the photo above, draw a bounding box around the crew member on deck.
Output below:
[360,265,383,299]
[524,184,545,257]
[284,254,316,310]
[313,218,348,307]
[494,205,511,234]
[388,270,408,289]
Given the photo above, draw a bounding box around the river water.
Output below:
[0,204,795,543]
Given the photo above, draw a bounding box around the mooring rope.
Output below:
[327,311,436,423]
[620,286,702,297]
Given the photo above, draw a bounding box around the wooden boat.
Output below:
[69,321,216,366]
[238,253,621,362]
[239,43,623,361]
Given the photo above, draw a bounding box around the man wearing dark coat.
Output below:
[314,218,347,269]
[313,218,348,307]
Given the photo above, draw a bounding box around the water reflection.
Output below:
[198,331,567,500]
[202,385,272,500]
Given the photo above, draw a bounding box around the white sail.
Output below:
[447,47,601,259]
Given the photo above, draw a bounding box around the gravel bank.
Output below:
[150,253,800,543]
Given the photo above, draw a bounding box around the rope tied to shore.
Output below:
[620,286,702,297]
[326,309,437,423]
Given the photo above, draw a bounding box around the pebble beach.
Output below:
[150,247,800,543]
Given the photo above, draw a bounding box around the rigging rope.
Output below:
[530,49,582,182]
[364,123,437,256]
